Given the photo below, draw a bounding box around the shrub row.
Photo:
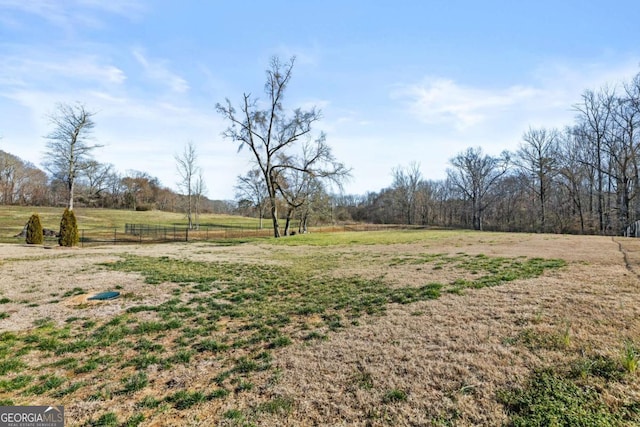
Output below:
[25,209,79,247]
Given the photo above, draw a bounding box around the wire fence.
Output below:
[0,223,424,246]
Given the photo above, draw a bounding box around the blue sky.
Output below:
[1,1,639,199]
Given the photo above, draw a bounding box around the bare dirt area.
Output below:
[1,232,639,426]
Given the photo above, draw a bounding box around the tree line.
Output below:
[332,70,640,235]
[0,148,233,214]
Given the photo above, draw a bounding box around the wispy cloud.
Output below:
[132,49,190,94]
[0,51,126,93]
[392,78,539,130]
[392,58,640,134]
[0,0,144,29]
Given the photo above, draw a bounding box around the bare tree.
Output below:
[193,171,207,229]
[447,147,510,231]
[275,138,350,235]
[556,127,589,233]
[217,56,349,237]
[573,87,615,233]
[516,127,560,232]
[43,102,99,210]
[79,160,113,207]
[0,150,20,204]
[294,178,330,234]
[175,141,199,229]
[235,168,268,228]
[391,162,422,225]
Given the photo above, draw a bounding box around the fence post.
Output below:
[185,227,189,242]
[114,228,117,245]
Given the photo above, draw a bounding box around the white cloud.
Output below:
[0,0,144,29]
[132,49,190,94]
[392,77,539,130]
[0,51,126,92]
[394,58,640,134]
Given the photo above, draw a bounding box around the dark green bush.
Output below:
[25,214,44,245]
[58,208,79,247]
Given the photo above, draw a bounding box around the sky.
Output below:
[0,1,639,200]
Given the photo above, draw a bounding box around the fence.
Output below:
[0,223,425,246]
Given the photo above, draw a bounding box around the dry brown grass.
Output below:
[0,231,639,426]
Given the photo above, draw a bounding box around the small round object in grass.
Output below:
[88,291,120,301]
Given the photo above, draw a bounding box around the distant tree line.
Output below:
[0,101,230,218]
[331,71,640,235]
[0,150,233,214]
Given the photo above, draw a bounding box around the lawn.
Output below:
[0,230,639,426]
[0,206,268,243]
[0,206,263,230]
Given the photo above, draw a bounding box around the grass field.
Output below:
[0,206,263,230]
[1,226,640,425]
[0,206,271,244]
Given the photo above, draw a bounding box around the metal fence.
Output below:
[0,223,424,246]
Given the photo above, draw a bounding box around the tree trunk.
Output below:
[283,207,294,236]
[68,179,74,210]
[300,212,309,234]
[266,170,280,238]
[270,197,280,238]
[187,193,193,229]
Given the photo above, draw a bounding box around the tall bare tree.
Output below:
[556,127,589,233]
[573,87,615,233]
[217,56,349,237]
[516,127,560,232]
[43,102,99,210]
[391,162,423,225]
[447,147,509,231]
[175,141,200,229]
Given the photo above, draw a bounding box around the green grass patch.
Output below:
[392,252,565,291]
[89,411,119,427]
[165,390,206,410]
[123,413,145,427]
[223,409,244,420]
[257,396,294,415]
[52,381,85,398]
[26,374,65,395]
[265,229,466,246]
[622,340,639,374]
[137,395,161,409]
[0,375,33,392]
[120,372,149,394]
[569,354,624,381]
[498,369,628,426]
[0,358,26,375]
